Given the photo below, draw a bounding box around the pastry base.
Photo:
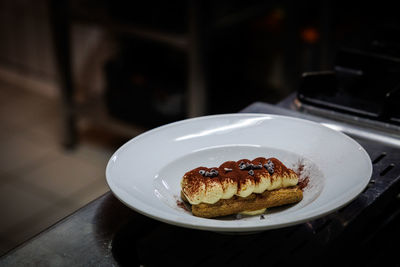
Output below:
[181,186,303,218]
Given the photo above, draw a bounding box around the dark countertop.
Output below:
[2,99,400,266]
[0,193,123,266]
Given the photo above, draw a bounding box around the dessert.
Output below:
[180,157,303,218]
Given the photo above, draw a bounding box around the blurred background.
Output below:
[0,0,399,256]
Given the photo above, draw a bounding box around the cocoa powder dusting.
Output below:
[176,200,189,212]
[298,176,309,190]
[181,157,296,198]
[295,163,304,176]
[295,163,309,190]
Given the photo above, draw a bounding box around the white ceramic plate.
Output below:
[106,114,372,232]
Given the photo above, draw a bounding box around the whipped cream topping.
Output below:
[239,208,267,216]
[181,157,298,205]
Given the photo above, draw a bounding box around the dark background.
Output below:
[98,0,400,127]
[1,0,399,130]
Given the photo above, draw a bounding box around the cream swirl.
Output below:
[181,157,298,205]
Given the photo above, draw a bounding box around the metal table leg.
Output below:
[49,0,77,149]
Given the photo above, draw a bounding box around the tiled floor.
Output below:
[0,81,137,256]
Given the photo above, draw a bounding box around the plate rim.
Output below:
[105,113,372,232]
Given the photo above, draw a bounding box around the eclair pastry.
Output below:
[180,157,303,218]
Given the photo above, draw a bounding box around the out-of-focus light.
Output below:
[301,27,319,44]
